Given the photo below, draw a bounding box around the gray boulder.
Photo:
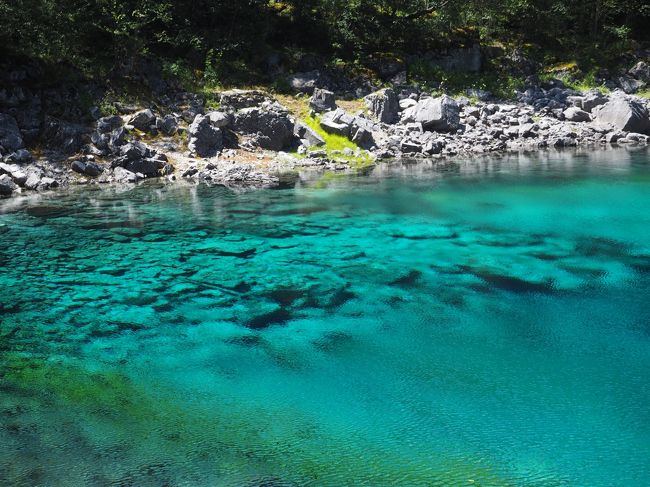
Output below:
[120,141,149,161]
[156,115,178,135]
[206,111,231,128]
[287,71,320,94]
[563,107,591,122]
[109,127,128,151]
[113,166,140,183]
[71,160,104,177]
[404,96,460,132]
[97,115,123,133]
[349,116,383,149]
[233,107,294,151]
[294,123,326,147]
[629,61,650,83]
[6,149,32,164]
[128,109,156,131]
[399,98,417,110]
[41,117,85,154]
[582,90,608,113]
[0,114,24,154]
[365,89,399,124]
[124,158,164,177]
[0,163,27,186]
[0,174,18,196]
[616,76,645,94]
[592,94,650,135]
[310,88,337,113]
[320,108,354,137]
[188,114,223,157]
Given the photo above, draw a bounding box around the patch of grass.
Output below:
[303,115,357,152]
[636,90,650,99]
[540,65,610,94]
[275,94,312,120]
[303,115,372,168]
[338,98,367,114]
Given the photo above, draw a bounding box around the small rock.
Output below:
[0,174,18,196]
[294,123,326,147]
[6,149,32,164]
[71,160,104,177]
[563,107,591,122]
[310,88,337,113]
[206,111,231,128]
[156,115,178,135]
[97,115,123,133]
[128,109,156,131]
[113,166,140,183]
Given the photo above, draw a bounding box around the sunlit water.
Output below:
[1,149,650,486]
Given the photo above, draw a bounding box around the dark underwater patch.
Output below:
[25,206,69,219]
[269,206,327,216]
[460,266,556,294]
[389,270,423,287]
[211,247,257,258]
[325,286,356,309]
[226,334,264,347]
[265,288,307,307]
[82,220,143,230]
[575,236,630,259]
[245,308,293,330]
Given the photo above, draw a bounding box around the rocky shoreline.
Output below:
[2,64,650,198]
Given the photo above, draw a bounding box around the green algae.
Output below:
[0,353,536,485]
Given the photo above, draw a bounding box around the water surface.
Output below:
[1,149,650,486]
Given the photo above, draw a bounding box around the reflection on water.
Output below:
[1,149,650,486]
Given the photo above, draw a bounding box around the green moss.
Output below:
[303,115,374,169]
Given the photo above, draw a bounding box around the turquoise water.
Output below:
[1,149,650,486]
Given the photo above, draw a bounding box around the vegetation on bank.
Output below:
[1,1,648,92]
